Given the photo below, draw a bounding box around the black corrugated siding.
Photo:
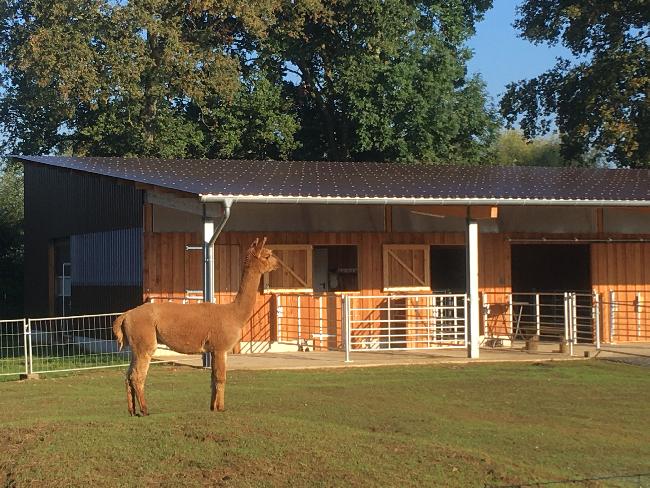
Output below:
[24,163,143,316]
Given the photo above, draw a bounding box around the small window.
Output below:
[313,245,359,292]
[264,245,313,292]
[383,244,430,292]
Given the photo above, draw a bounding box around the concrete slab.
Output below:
[151,341,650,371]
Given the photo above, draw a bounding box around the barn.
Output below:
[15,156,650,358]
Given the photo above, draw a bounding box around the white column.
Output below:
[202,217,215,369]
[203,217,215,304]
[467,219,480,358]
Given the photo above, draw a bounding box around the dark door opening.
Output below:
[430,246,466,293]
[511,244,592,342]
[512,244,591,293]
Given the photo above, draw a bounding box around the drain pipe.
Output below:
[202,198,233,368]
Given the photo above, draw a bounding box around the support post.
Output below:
[466,219,480,358]
[594,292,601,350]
[202,200,233,368]
[342,295,352,363]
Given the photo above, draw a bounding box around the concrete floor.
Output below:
[156,342,650,371]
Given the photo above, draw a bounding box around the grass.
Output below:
[1,361,649,487]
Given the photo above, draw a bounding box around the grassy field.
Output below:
[1,360,649,487]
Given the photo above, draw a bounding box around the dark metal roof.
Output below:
[13,155,650,205]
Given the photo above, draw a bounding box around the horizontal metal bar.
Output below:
[28,312,122,322]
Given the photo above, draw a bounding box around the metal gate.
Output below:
[343,294,467,351]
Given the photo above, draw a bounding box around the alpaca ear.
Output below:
[256,237,266,258]
[250,238,259,250]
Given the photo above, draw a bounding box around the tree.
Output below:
[500,1,650,168]
[263,0,498,163]
[0,160,23,318]
[0,0,295,159]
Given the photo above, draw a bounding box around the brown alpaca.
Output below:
[112,238,279,416]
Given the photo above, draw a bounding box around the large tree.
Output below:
[0,0,298,159]
[1,0,497,163]
[263,0,497,163]
[501,1,649,168]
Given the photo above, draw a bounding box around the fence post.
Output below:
[26,319,33,375]
[594,292,601,350]
[570,293,577,356]
[387,296,392,349]
[563,292,570,354]
[342,295,352,363]
[609,290,616,343]
[636,292,642,338]
[297,295,302,348]
[535,293,541,338]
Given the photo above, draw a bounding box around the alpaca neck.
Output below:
[233,264,262,323]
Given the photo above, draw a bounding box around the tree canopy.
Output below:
[500,0,649,168]
[0,0,497,163]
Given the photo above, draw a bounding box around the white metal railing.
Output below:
[344,294,467,352]
[482,292,597,353]
[275,294,342,351]
[0,319,28,377]
[602,290,650,343]
[26,313,134,374]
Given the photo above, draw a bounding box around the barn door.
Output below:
[264,245,313,292]
[383,244,431,292]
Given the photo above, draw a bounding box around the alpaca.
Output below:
[112,238,279,416]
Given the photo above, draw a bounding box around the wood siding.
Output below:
[592,242,650,342]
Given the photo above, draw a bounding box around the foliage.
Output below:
[264,0,498,163]
[0,160,23,318]
[492,129,597,167]
[0,0,291,159]
[0,0,498,163]
[500,1,650,168]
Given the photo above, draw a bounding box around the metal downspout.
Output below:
[202,199,233,368]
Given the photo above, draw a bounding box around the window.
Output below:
[264,245,313,292]
[313,245,359,292]
[383,244,430,292]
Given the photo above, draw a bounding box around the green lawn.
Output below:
[1,361,649,487]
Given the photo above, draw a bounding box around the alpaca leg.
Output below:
[125,364,137,416]
[210,351,218,411]
[129,354,152,416]
[214,351,227,412]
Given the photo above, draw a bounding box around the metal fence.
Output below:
[482,292,598,353]
[603,290,650,343]
[27,313,132,374]
[343,294,467,352]
[275,294,342,351]
[0,319,27,377]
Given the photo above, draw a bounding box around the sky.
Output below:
[467,0,573,106]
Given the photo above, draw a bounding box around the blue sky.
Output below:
[467,0,573,105]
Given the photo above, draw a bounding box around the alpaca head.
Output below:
[245,238,279,274]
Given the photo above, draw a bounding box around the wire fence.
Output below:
[27,313,132,374]
[0,319,27,377]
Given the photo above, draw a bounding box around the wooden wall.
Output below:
[592,242,650,342]
[143,230,514,350]
[143,230,650,346]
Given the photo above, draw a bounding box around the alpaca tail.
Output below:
[112,313,129,351]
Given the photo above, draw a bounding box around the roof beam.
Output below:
[408,205,498,220]
[145,190,223,217]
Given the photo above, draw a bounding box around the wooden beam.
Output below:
[407,205,498,220]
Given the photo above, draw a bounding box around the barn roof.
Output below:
[13,155,650,206]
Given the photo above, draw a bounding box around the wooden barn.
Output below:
[16,156,650,358]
